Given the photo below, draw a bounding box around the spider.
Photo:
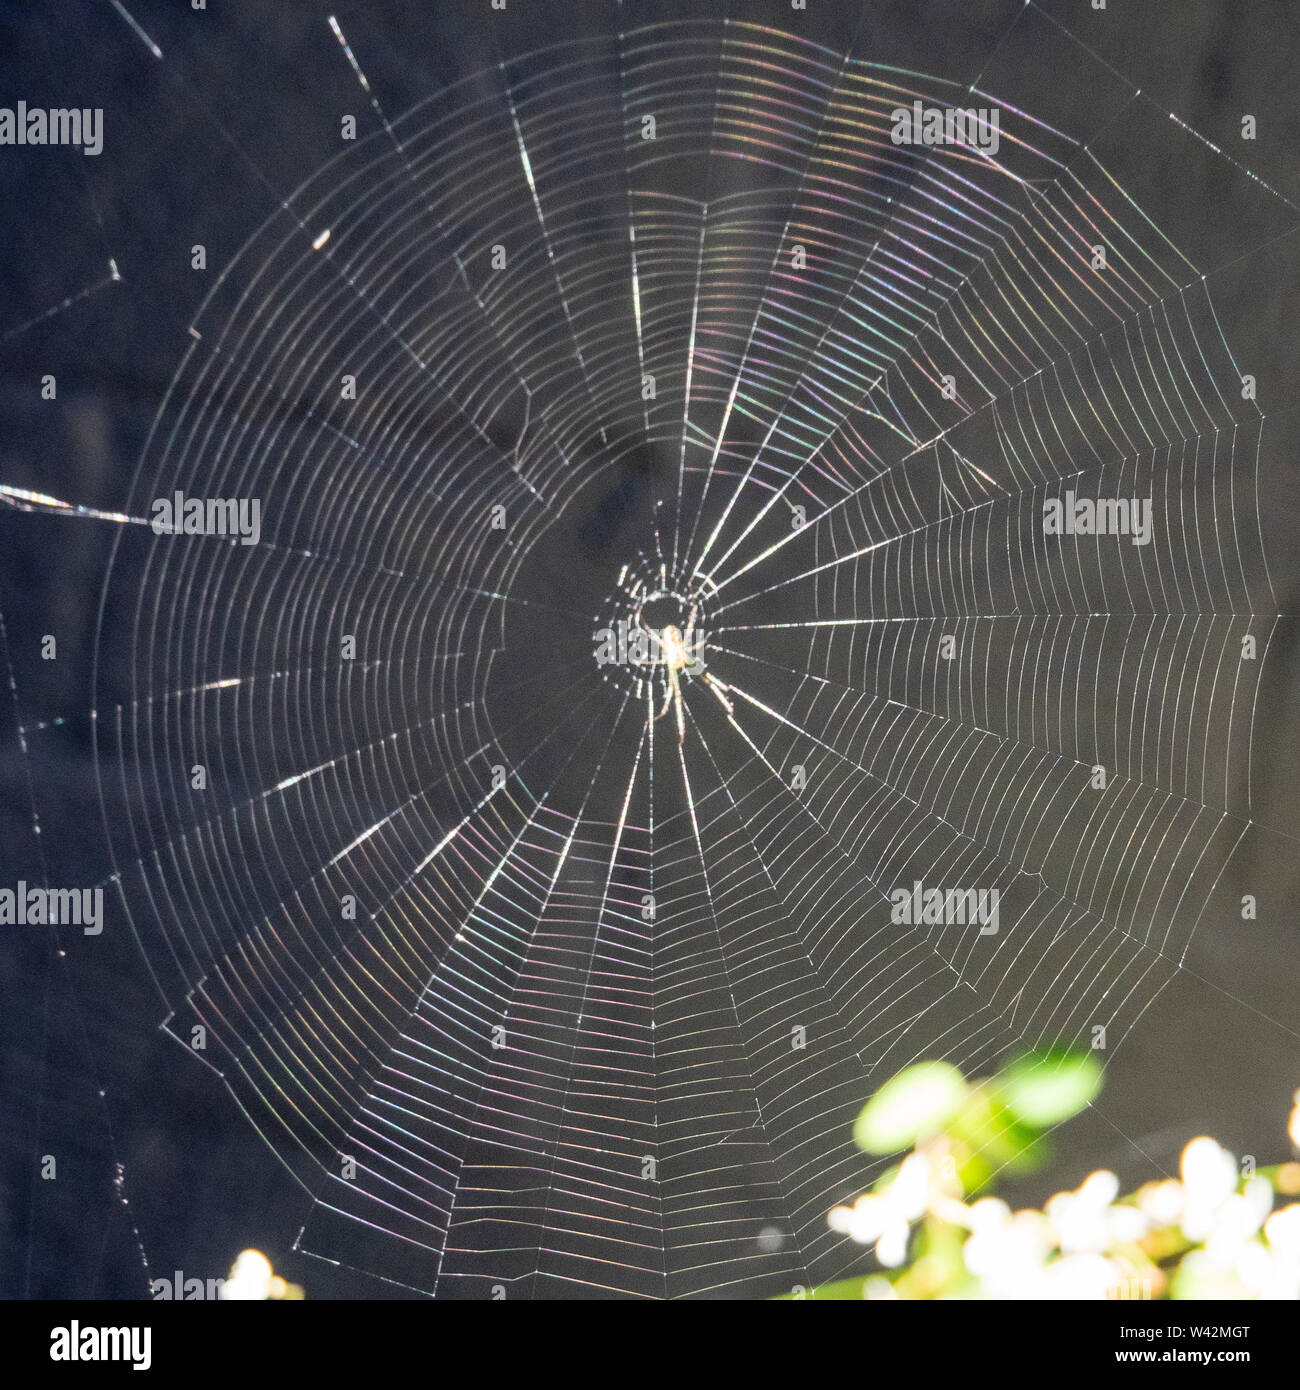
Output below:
[649,605,732,743]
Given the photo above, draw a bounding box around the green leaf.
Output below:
[996,1050,1102,1127]
[947,1082,1053,1185]
[854,1061,967,1153]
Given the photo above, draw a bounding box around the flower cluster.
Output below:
[815,1070,1300,1301]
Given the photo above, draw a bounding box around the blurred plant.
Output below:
[220,1249,304,1301]
[789,1053,1300,1299]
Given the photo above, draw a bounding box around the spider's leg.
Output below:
[655,669,673,720]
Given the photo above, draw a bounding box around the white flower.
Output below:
[1181,1136,1237,1201]
[1046,1170,1122,1253]
[1137,1179,1184,1225]
[848,1195,891,1244]
[891,1152,932,1222]
[1236,1239,1300,1300]
[1042,1252,1120,1299]
[967,1196,1011,1232]
[875,1222,909,1269]
[1265,1203,1300,1254]
[829,1152,933,1268]
[1180,1137,1239,1241]
[1107,1204,1149,1244]
[1204,1192,1269,1266]
[1229,1203,1300,1298]
[965,1208,1052,1296]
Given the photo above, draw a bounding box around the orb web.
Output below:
[91,15,1281,1298]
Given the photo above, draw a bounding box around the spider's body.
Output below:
[649,606,731,742]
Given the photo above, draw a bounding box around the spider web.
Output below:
[5,5,1282,1298]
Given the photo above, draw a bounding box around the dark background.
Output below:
[1,0,1299,1299]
